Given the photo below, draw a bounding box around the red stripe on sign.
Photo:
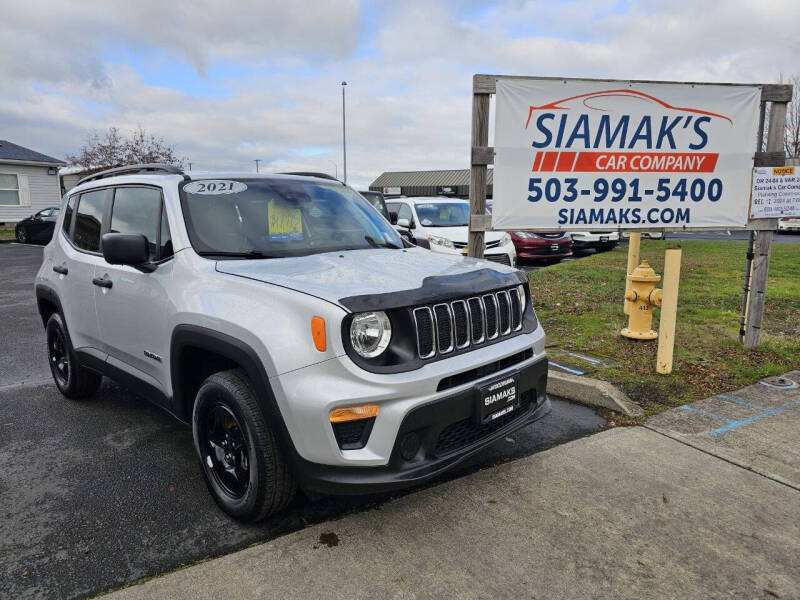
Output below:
[556,152,576,172]
[540,152,558,171]
[531,152,543,172]
[572,152,719,172]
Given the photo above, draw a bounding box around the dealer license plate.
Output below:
[478,375,519,423]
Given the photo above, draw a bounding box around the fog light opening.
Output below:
[400,432,421,461]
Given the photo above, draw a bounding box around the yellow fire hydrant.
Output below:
[621,261,662,340]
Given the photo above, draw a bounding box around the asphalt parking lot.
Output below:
[0,242,606,600]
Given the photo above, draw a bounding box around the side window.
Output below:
[159,203,173,260]
[73,189,110,252]
[62,196,76,236]
[110,187,162,261]
[397,203,414,224]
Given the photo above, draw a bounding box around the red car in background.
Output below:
[484,202,573,263]
[510,231,573,262]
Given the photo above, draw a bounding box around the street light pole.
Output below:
[254,159,261,173]
[327,159,338,179]
[341,81,347,184]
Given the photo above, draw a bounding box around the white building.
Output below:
[0,140,65,226]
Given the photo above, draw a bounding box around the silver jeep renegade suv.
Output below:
[35,164,550,521]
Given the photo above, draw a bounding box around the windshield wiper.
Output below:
[364,235,402,249]
[197,250,280,259]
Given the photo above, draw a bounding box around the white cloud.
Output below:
[1,0,798,188]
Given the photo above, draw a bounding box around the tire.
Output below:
[193,369,296,522]
[16,227,28,243]
[46,312,102,399]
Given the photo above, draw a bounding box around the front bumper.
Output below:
[516,243,572,260]
[572,234,619,249]
[293,357,550,494]
[429,242,517,266]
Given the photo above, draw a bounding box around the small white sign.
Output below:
[750,166,800,218]
[382,186,401,195]
[183,180,248,195]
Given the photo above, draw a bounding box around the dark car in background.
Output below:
[15,206,60,243]
[510,231,572,263]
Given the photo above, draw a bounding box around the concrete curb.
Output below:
[547,369,643,417]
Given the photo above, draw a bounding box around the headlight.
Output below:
[518,284,527,312]
[500,233,512,245]
[426,234,455,249]
[350,311,392,358]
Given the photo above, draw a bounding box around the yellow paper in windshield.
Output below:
[268,198,303,241]
[440,207,451,219]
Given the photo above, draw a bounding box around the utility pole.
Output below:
[341,81,347,184]
[187,162,193,171]
[254,159,261,173]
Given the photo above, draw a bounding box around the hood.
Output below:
[215,247,518,309]
[422,227,506,244]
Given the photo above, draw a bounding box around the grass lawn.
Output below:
[0,228,15,241]
[529,240,800,417]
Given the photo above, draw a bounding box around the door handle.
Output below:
[92,276,113,289]
[52,264,68,275]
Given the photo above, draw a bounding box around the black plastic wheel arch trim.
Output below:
[169,324,302,464]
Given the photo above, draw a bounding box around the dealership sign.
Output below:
[492,79,761,230]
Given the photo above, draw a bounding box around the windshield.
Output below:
[181,179,403,258]
[414,202,469,227]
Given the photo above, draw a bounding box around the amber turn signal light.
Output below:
[311,316,326,352]
[329,404,379,423]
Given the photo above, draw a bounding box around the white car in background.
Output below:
[386,197,517,267]
[569,231,620,253]
[621,231,664,240]
[777,217,800,233]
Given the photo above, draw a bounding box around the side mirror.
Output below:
[397,217,414,229]
[101,233,150,269]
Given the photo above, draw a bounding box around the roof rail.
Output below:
[77,163,185,186]
[278,171,342,183]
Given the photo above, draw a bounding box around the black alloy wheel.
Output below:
[45,312,102,399]
[198,403,250,499]
[47,323,70,388]
[192,370,296,522]
[16,227,28,243]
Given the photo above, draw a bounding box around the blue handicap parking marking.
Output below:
[707,400,800,438]
[679,397,800,438]
[679,405,732,423]
[715,394,764,411]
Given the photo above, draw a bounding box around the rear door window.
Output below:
[110,187,164,261]
[73,189,111,252]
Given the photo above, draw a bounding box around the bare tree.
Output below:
[785,75,800,158]
[68,125,183,173]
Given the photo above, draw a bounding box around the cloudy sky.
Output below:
[1,0,798,188]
